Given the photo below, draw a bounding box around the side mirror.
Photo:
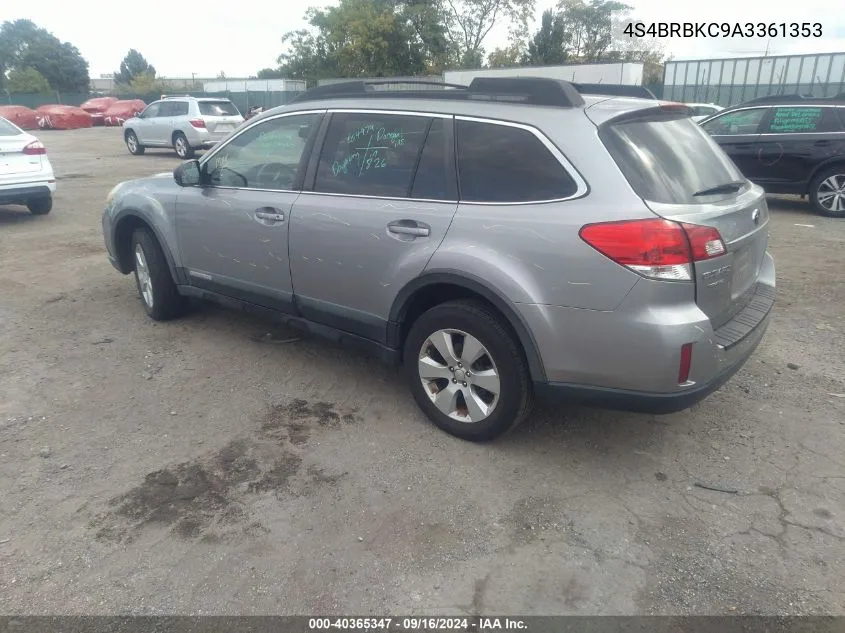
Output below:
[174,159,201,187]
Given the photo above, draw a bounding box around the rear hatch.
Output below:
[0,119,43,183]
[198,100,243,138]
[594,103,770,329]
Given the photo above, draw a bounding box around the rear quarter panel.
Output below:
[429,111,654,311]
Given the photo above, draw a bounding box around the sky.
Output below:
[3,0,845,78]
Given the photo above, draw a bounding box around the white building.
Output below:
[202,79,307,93]
[444,63,644,87]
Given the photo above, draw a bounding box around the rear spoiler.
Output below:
[573,83,657,99]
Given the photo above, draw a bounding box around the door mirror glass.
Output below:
[174,160,201,187]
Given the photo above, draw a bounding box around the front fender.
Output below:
[106,182,182,281]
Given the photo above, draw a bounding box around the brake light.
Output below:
[680,222,726,260]
[23,140,46,155]
[678,343,693,384]
[189,119,206,128]
[579,219,726,281]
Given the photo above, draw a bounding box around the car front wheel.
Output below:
[130,228,187,321]
[810,166,845,217]
[125,131,144,155]
[403,299,532,441]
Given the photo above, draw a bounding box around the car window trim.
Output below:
[197,109,327,193]
[307,109,456,201]
[455,115,588,205]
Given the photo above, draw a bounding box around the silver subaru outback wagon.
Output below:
[102,78,775,441]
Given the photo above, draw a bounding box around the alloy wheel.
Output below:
[417,328,501,423]
[817,174,845,213]
[134,244,153,308]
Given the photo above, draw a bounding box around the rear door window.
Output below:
[456,119,578,203]
[199,101,239,116]
[601,114,746,204]
[763,106,844,133]
[314,112,432,198]
[700,108,768,135]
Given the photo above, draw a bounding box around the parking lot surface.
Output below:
[1,128,844,615]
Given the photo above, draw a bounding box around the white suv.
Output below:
[122,96,244,159]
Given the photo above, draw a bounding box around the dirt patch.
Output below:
[92,398,350,543]
[260,398,361,443]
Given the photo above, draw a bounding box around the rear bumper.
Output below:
[535,313,769,414]
[523,251,776,413]
[183,127,227,149]
[0,184,54,204]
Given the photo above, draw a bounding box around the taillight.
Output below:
[680,222,726,260]
[189,119,206,128]
[579,218,726,281]
[23,140,47,155]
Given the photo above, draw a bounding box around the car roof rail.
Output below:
[571,83,656,99]
[290,77,586,108]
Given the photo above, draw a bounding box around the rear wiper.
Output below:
[693,181,746,197]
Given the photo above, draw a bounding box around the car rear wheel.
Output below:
[810,166,845,218]
[125,131,144,155]
[173,133,195,159]
[27,197,52,215]
[403,299,532,441]
[130,228,187,321]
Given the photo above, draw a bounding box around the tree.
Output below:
[524,9,568,65]
[275,0,451,83]
[256,67,285,79]
[115,49,156,86]
[443,0,535,68]
[6,66,51,93]
[216,71,227,79]
[556,0,630,61]
[115,71,164,95]
[0,20,89,92]
[487,45,522,68]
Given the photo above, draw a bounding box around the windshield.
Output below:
[601,114,746,204]
[0,118,23,136]
[199,101,240,116]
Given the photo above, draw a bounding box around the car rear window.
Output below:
[601,114,746,204]
[199,101,239,116]
[0,118,23,136]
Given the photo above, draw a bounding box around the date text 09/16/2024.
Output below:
[307,617,528,631]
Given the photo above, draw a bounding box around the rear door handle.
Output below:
[255,208,285,222]
[387,220,430,237]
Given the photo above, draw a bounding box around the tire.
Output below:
[403,299,532,441]
[27,197,52,215]
[809,166,845,218]
[130,228,187,321]
[173,132,195,159]
[125,130,145,155]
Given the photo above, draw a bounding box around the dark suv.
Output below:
[700,95,845,217]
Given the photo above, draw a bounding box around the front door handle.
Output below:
[255,208,285,222]
[387,220,430,237]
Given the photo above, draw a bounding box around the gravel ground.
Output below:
[0,127,843,615]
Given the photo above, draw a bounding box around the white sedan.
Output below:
[0,116,55,215]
